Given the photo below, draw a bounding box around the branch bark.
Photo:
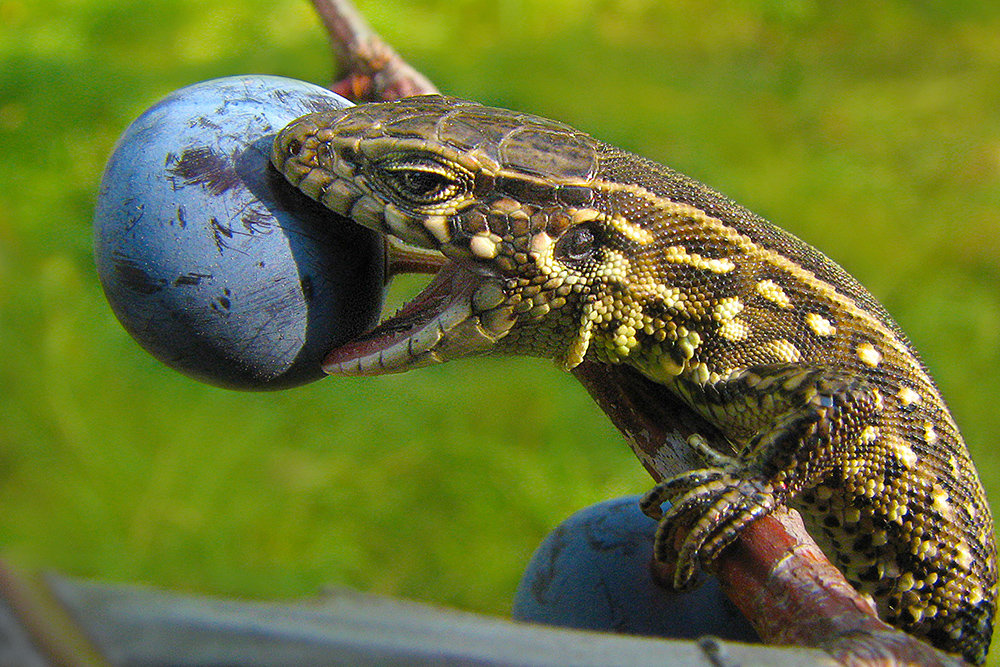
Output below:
[310,0,438,101]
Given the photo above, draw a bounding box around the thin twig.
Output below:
[310,0,438,101]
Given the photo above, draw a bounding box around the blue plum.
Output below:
[94,76,385,390]
[513,496,759,642]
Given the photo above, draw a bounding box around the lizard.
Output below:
[270,94,997,664]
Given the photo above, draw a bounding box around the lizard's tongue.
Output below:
[323,261,501,375]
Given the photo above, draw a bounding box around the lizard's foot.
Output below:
[638,369,862,590]
[641,469,781,589]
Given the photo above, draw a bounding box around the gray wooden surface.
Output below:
[0,573,840,666]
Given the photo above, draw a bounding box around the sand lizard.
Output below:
[271,94,997,663]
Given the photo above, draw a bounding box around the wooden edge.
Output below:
[41,569,836,667]
[0,560,108,667]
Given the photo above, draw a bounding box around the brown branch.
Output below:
[308,3,963,664]
[719,511,961,665]
[571,361,722,480]
[309,0,438,101]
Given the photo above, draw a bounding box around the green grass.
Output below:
[2,0,1000,660]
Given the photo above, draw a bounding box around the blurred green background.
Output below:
[2,0,1000,658]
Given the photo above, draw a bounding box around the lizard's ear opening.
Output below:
[554,221,602,267]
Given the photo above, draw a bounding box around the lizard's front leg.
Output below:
[640,364,880,589]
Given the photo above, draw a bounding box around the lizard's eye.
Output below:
[555,222,601,266]
[376,156,464,205]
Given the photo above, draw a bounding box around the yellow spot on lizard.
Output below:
[804,312,836,337]
[856,342,882,368]
[756,279,792,308]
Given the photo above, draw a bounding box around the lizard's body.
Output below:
[272,95,996,663]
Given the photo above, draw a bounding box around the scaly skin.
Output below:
[272,95,996,663]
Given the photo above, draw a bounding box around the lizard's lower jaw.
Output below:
[323,261,516,376]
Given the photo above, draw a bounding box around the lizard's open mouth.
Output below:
[324,257,472,375]
[322,240,512,376]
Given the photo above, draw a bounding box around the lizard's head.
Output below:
[272,95,666,376]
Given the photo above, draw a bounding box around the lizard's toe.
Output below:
[649,469,781,589]
[640,468,729,520]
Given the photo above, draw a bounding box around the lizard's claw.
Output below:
[642,469,781,589]
[639,468,729,520]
